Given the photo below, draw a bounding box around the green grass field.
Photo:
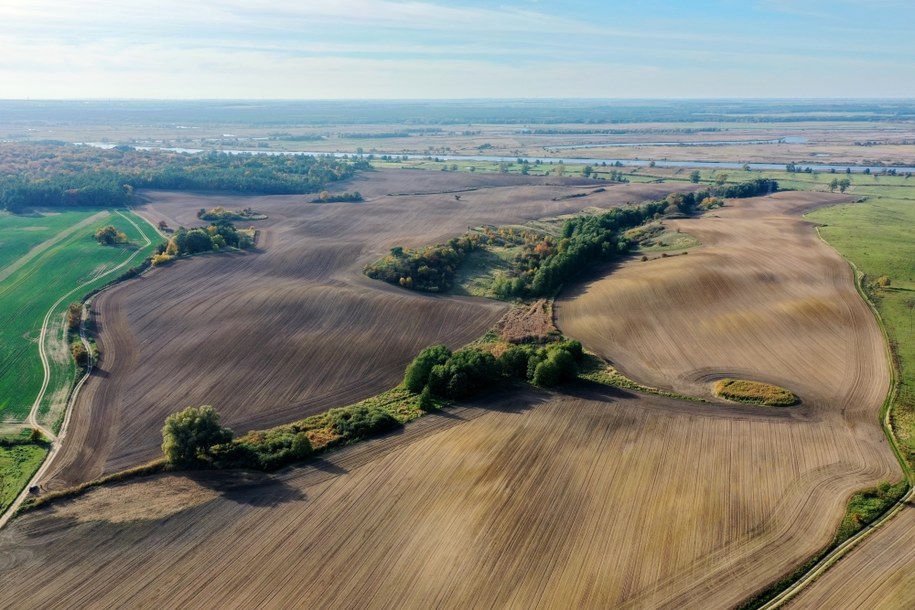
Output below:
[0,442,48,514]
[0,209,158,423]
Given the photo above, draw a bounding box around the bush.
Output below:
[532,349,577,387]
[66,302,82,331]
[94,225,128,245]
[498,345,534,379]
[418,386,435,411]
[71,342,89,367]
[213,429,313,470]
[327,405,400,440]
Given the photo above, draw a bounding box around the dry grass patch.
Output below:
[713,379,798,406]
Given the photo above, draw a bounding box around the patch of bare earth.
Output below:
[495,299,558,343]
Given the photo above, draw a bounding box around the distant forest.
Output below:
[0,144,369,211]
[2,100,915,128]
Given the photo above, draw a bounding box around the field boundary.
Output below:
[738,217,914,610]
[0,210,156,530]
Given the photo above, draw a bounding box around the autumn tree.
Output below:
[161,405,233,467]
[94,225,127,245]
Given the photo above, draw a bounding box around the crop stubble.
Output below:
[0,187,899,608]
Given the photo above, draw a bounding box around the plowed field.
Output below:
[789,504,915,609]
[42,172,689,487]
[0,384,897,609]
[0,189,899,609]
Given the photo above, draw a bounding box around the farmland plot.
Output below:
[42,171,692,487]
[0,189,898,609]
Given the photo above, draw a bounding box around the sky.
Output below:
[0,0,913,99]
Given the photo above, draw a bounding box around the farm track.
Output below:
[0,211,153,529]
[40,172,692,488]
[0,185,900,608]
[787,502,915,609]
[0,211,108,284]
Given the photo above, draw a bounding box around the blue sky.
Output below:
[0,0,912,99]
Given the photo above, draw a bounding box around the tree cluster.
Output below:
[152,220,252,265]
[310,191,363,203]
[197,206,259,221]
[364,234,484,292]
[94,225,128,245]
[404,340,584,403]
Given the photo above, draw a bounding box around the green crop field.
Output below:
[0,209,158,424]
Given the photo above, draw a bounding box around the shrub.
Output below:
[94,225,128,245]
[71,342,89,367]
[498,345,534,379]
[418,386,434,411]
[327,405,400,440]
[66,302,82,331]
[426,348,499,399]
[532,348,577,387]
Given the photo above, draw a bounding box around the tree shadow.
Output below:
[187,470,306,507]
[560,379,638,402]
[308,457,348,476]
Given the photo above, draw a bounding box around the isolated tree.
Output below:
[161,405,233,466]
[829,178,839,192]
[715,173,729,186]
[689,170,701,183]
[838,178,851,193]
[583,165,593,178]
[94,225,127,245]
[66,302,82,331]
[876,275,892,288]
[71,342,89,367]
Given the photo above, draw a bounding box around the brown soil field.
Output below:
[0,188,900,609]
[556,191,887,410]
[41,171,692,489]
[0,383,897,609]
[789,504,915,609]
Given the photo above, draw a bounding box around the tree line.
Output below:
[404,339,584,407]
[0,144,369,212]
[366,179,778,300]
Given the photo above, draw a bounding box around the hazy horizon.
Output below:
[2,1,913,100]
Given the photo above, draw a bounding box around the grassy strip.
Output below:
[211,388,434,470]
[16,460,166,515]
[578,353,708,403]
[713,379,798,407]
[15,390,433,516]
[736,481,908,610]
[0,443,50,514]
